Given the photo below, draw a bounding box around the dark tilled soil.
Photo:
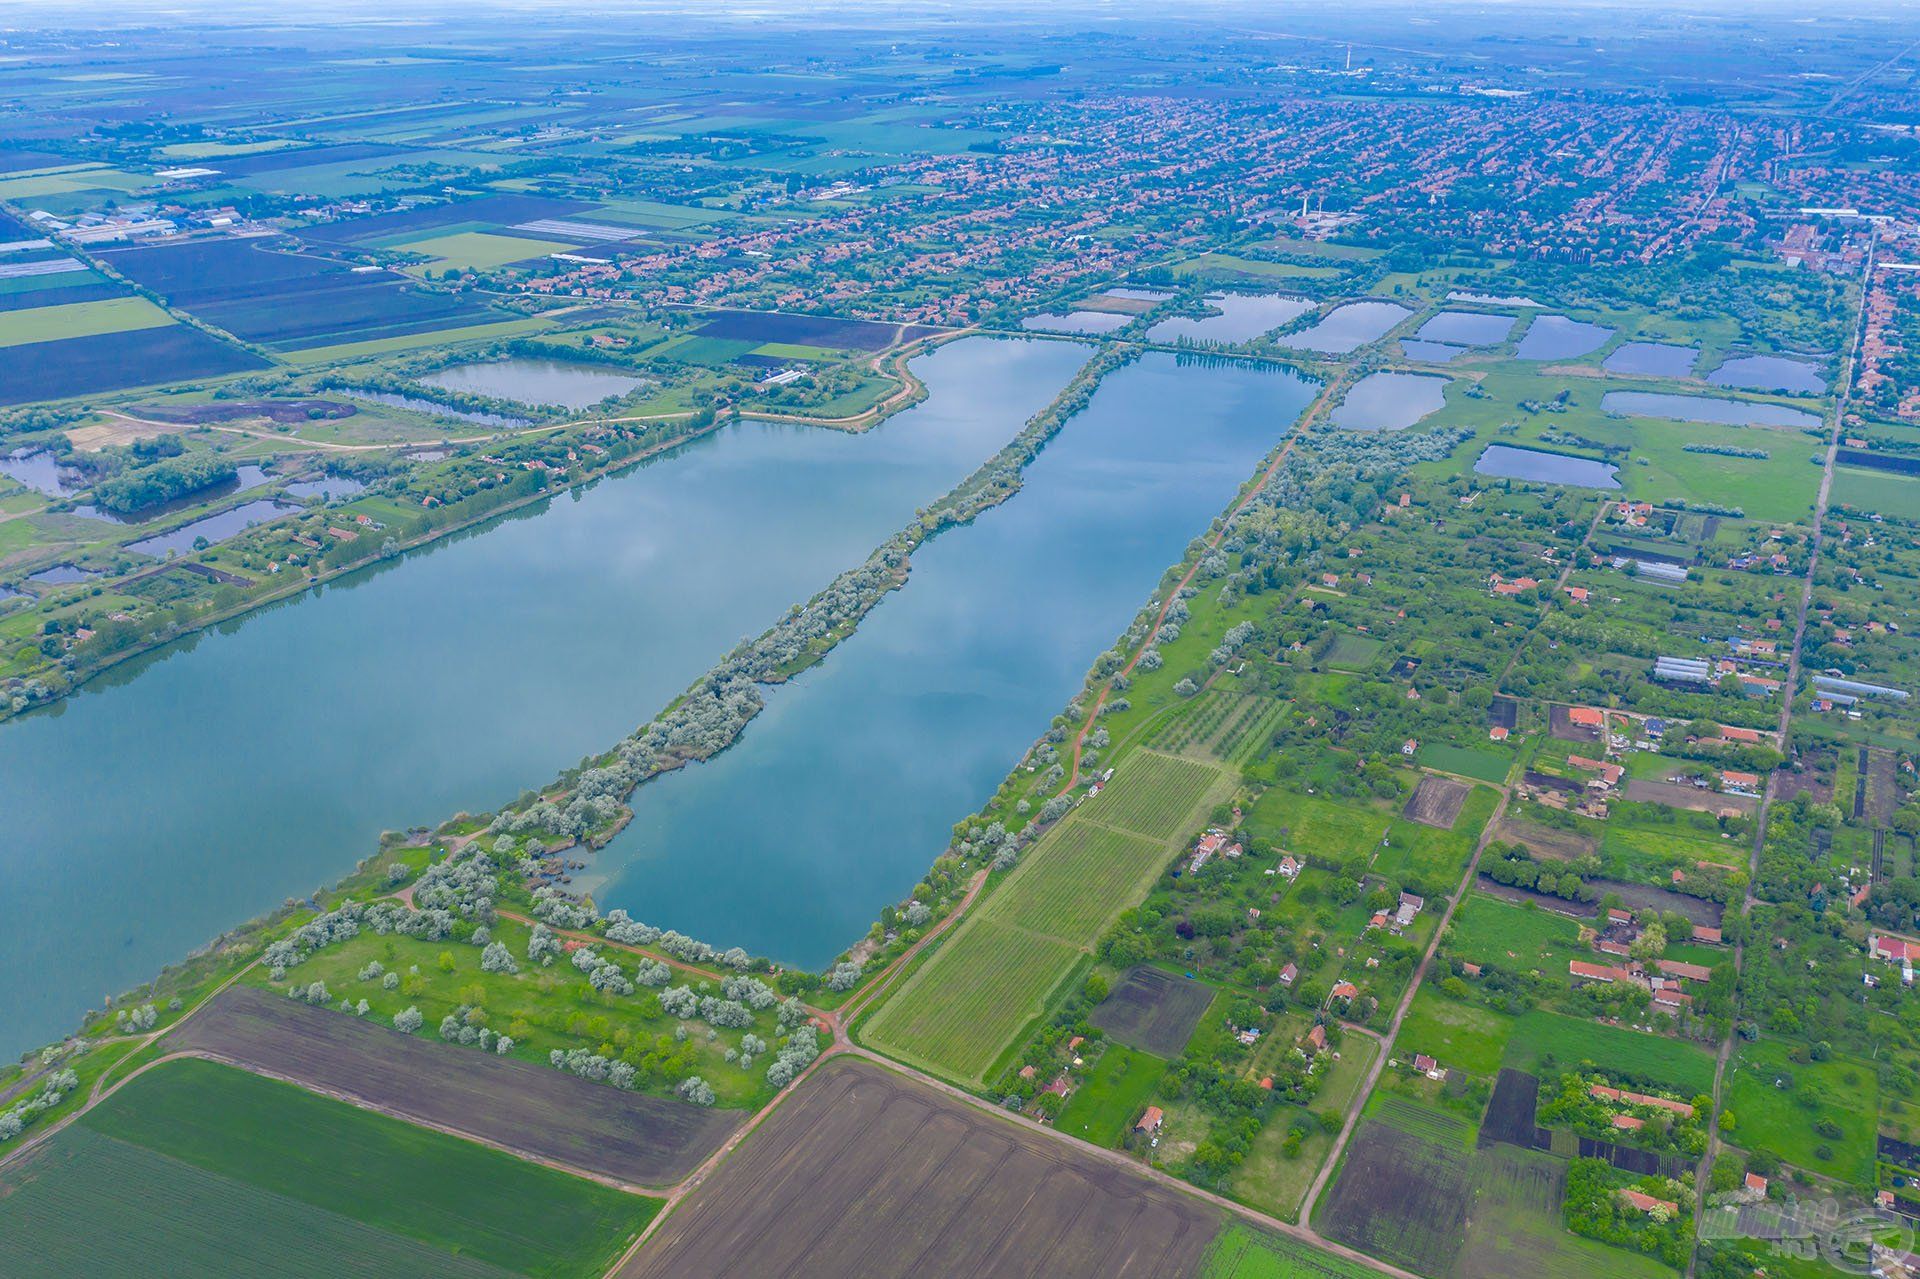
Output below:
[169,986,740,1185]
[1404,776,1470,829]
[621,1056,1218,1279]
[1089,966,1215,1057]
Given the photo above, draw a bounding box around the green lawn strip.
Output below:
[1199,1224,1382,1278]
[0,296,174,347]
[1502,1009,1716,1095]
[83,1058,654,1279]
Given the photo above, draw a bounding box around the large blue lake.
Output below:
[0,336,1090,1060]
[589,352,1317,967]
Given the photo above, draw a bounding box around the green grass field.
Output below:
[865,752,1229,1083]
[1054,1044,1169,1147]
[1246,789,1386,861]
[0,1125,521,1279]
[1397,988,1515,1076]
[1444,893,1586,984]
[0,296,174,347]
[80,1059,654,1279]
[1725,1038,1877,1185]
[1502,1010,1715,1095]
[1831,466,1920,522]
[1232,1034,1377,1222]
[1200,1226,1381,1278]
[1418,743,1513,784]
[1457,1146,1677,1279]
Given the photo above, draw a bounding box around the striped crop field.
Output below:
[864,750,1229,1084]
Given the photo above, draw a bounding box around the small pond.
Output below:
[127,499,301,558]
[1145,293,1313,344]
[0,583,27,600]
[1331,372,1450,431]
[1414,310,1516,347]
[1601,391,1822,431]
[1021,311,1132,336]
[1604,341,1699,378]
[421,359,647,412]
[1400,340,1464,364]
[1708,355,1827,396]
[283,475,370,501]
[0,448,80,497]
[1474,443,1621,490]
[1515,315,1614,361]
[353,391,531,429]
[28,564,102,585]
[1275,300,1412,354]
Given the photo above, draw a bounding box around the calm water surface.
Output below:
[0,337,1089,1059]
[352,390,531,428]
[283,476,370,501]
[126,499,302,558]
[1516,315,1614,361]
[422,358,648,411]
[1022,311,1131,336]
[0,449,78,497]
[1400,340,1464,364]
[590,354,1319,967]
[1475,443,1621,489]
[1277,301,1411,354]
[1601,391,1822,431]
[1414,311,1515,347]
[1145,293,1312,344]
[1331,372,1449,431]
[1708,355,1827,396]
[1604,342,1699,378]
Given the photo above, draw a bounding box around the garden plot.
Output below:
[1090,966,1216,1056]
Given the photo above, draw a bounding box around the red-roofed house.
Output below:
[1330,981,1358,1002]
[1137,1106,1164,1134]
[1568,706,1606,730]
[1658,959,1714,983]
[1745,1173,1768,1195]
[1279,963,1298,987]
[1620,1189,1678,1215]
[1612,1113,1645,1131]
[1570,959,1628,983]
[1305,1024,1327,1054]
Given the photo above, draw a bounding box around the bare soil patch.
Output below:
[169,986,740,1186]
[1404,776,1470,829]
[1479,1068,1548,1151]
[1315,1120,1470,1276]
[1623,777,1756,817]
[1090,967,1216,1057]
[621,1056,1218,1279]
[1493,814,1596,862]
[1548,705,1602,744]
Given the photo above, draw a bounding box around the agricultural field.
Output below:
[1397,986,1514,1076]
[72,1058,653,1279]
[864,753,1230,1083]
[168,987,742,1186]
[1053,1042,1170,1147]
[1090,966,1217,1056]
[619,1057,1221,1279]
